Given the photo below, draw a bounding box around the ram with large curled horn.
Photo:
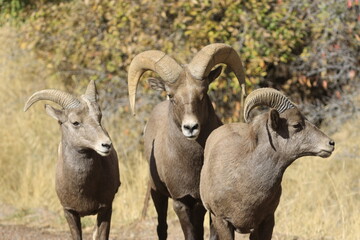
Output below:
[128,43,246,240]
[24,80,120,240]
[200,88,335,240]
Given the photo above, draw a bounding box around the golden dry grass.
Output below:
[0,25,359,239]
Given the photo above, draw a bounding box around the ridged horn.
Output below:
[24,89,81,112]
[128,50,183,115]
[243,88,296,123]
[188,43,247,121]
[188,43,245,86]
[84,80,97,102]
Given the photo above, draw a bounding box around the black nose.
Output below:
[329,140,335,146]
[183,123,199,133]
[102,143,112,150]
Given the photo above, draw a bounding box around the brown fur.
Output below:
[143,66,223,240]
[200,108,335,240]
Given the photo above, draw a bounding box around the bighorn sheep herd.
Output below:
[24,43,335,240]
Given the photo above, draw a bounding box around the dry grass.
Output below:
[0,26,60,214]
[0,25,359,239]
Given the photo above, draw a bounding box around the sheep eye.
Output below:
[167,94,176,104]
[293,123,302,130]
[72,121,80,127]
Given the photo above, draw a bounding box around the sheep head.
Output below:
[128,43,246,140]
[24,80,113,157]
[244,88,335,160]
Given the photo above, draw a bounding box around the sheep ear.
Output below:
[208,66,222,84]
[148,78,166,91]
[45,104,65,123]
[269,109,280,131]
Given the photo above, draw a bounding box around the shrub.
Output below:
[15,0,360,124]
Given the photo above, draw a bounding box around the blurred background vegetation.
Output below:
[1,0,359,126]
[0,0,359,239]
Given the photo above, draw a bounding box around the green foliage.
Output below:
[15,0,360,122]
[0,0,66,25]
[0,0,26,23]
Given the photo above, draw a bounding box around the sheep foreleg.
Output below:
[64,208,82,240]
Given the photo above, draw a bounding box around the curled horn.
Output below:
[243,88,295,123]
[24,89,81,112]
[84,80,98,102]
[188,43,247,120]
[188,43,246,87]
[127,50,183,115]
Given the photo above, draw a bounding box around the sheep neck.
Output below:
[59,139,100,174]
[250,120,292,186]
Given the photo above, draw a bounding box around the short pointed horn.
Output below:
[188,43,246,86]
[84,80,98,102]
[243,88,295,123]
[24,89,80,112]
[128,50,182,115]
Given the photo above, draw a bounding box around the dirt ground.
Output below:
[0,220,302,240]
[0,218,188,240]
[0,203,304,240]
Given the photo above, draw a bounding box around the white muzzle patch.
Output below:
[95,139,112,156]
[181,117,200,140]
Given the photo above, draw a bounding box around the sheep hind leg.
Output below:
[151,188,169,240]
[173,196,206,240]
[211,213,234,240]
[64,208,82,240]
[250,214,274,240]
[191,201,206,240]
[93,206,112,240]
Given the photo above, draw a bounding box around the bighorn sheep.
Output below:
[200,88,335,240]
[128,43,246,240]
[24,81,120,240]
